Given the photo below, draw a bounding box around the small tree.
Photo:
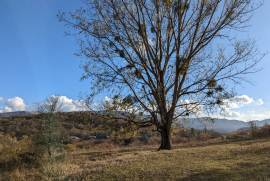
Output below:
[33,96,65,158]
[60,0,262,149]
[249,121,257,138]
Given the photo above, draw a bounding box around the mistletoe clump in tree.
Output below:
[60,0,262,150]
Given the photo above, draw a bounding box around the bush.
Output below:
[139,131,151,143]
[122,138,134,145]
[0,134,41,172]
[250,125,270,138]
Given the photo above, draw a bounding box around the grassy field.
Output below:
[5,138,270,181]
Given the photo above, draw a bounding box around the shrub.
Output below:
[122,138,134,145]
[139,131,151,143]
[0,134,40,172]
[250,125,270,138]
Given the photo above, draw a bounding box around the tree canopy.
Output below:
[60,0,262,149]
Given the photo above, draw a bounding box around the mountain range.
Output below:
[0,111,33,118]
[179,117,270,133]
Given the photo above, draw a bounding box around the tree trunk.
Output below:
[159,126,172,150]
[48,146,52,157]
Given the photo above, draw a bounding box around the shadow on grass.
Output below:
[178,169,234,181]
[178,143,270,181]
[178,161,270,181]
[178,167,270,181]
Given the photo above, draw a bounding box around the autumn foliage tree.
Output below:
[60,0,262,149]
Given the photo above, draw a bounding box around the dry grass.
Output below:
[2,138,270,180]
[30,140,270,180]
[64,139,270,180]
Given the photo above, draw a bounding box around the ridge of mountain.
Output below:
[180,117,270,133]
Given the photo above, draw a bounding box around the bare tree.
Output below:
[60,0,262,149]
[37,96,63,113]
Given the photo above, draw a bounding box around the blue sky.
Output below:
[0,0,87,103]
[0,0,270,120]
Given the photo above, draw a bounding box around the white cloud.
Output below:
[219,109,270,122]
[6,97,26,111]
[0,95,88,113]
[52,95,88,112]
[3,106,13,113]
[222,95,256,109]
[178,95,265,121]
[214,95,267,121]
[0,96,27,113]
[221,110,241,118]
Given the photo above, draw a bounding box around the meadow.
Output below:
[1,113,270,180]
[1,136,270,180]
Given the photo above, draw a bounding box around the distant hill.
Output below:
[0,111,141,140]
[1,111,270,134]
[0,111,34,118]
[180,118,270,133]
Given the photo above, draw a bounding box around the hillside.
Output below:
[0,111,167,149]
[0,111,144,140]
[1,111,270,146]
[2,111,270,134]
